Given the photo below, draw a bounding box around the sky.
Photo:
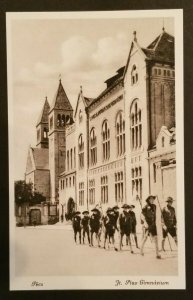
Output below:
[7,13,174,180]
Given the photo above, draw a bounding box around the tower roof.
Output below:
[142,30,174,63]
[49,80,73,113]
[36,97,50,127]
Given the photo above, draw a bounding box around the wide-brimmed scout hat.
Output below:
[74,211,81,215]
[113,205,119,210]
[166,197,174,202]
[82,210,89,215]
[129,205,135,208]
[121,204,129,209]
[145,195,156,203]
[106,207,113,213]
[91,208,100,213]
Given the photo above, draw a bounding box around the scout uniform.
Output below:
[103,208,118,251]
[81,211,90,245]
[119,204,133,253]
[162,197,177,251]
[128,205,139,248]
[89,208,101,247]
[72,211,82,244]
[140,196,161,259]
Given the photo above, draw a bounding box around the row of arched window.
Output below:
[78,106,142,169]
[57,114,71,127]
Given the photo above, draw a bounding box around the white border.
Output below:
[7,9,184,290]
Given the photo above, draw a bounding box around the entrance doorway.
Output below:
[30,209,41,225]
[65,198,75,220]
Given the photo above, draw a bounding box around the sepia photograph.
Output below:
[7,10,184,290]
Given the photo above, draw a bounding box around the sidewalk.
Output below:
[24,221,72,230]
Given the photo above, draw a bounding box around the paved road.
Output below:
[14,223,178,276]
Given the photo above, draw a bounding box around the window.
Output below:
[74,147,76,168]
[61,115,65,126]
[50,116,53,130]
[70,148,73,169]
[131,65,138,85]
[115,172,124,202]
[66,178,68,187]
[89,179,95,205]
[57,114,65,127]
[78,134,84,169]
[73,176,75,186]
[79,182,84,206]
[43,127,48,139]
[116,112,125,156]
[131,166,142,199]
[69,177,71,187]
[57,114,61,127]
[79,110,83,123]
[67,150,69,171]
[153,163,156,183]
[37,129,40,141]
[130,100,142,150]
[90,128,97,166]
[101,176,108,204]
[162,136,165,147]
[102,120,110,161]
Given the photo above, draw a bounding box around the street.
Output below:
[14,223,178,276]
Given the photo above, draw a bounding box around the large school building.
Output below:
[25,29,176,225]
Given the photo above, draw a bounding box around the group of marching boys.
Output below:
[71,195,177,259]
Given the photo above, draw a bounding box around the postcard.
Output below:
[7,9,184,290]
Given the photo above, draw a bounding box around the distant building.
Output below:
[23,29,176,225]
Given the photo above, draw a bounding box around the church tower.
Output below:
[48,79,73,204]
[36,97,50,149]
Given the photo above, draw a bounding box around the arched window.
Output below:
[61,115,65,127]
[79,110,83,123]
[162,136,165,147]
[130,100,142,150]
[116,111,125,156]
[57,114,61,127]
[67,150,69,171]
[70,148,73,169]
[78,134,84,169]
[131,65,138,85]
[90,128,97,166]
[102,120,110,161]
[43,127,48,139]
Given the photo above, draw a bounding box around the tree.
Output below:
[14,180,33,204]
[14,180,46,205]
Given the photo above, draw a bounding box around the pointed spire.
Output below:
[36,97,50,126]
[133,30,137,42]
[49,78,73,112]
[59,73,62,83]
[162,18,165,32]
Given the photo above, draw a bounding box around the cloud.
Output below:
[16,67,36,85]
[14,33,129,94]
[92,33,128,68]
[34,62,59,78]
[61,36,95,71]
